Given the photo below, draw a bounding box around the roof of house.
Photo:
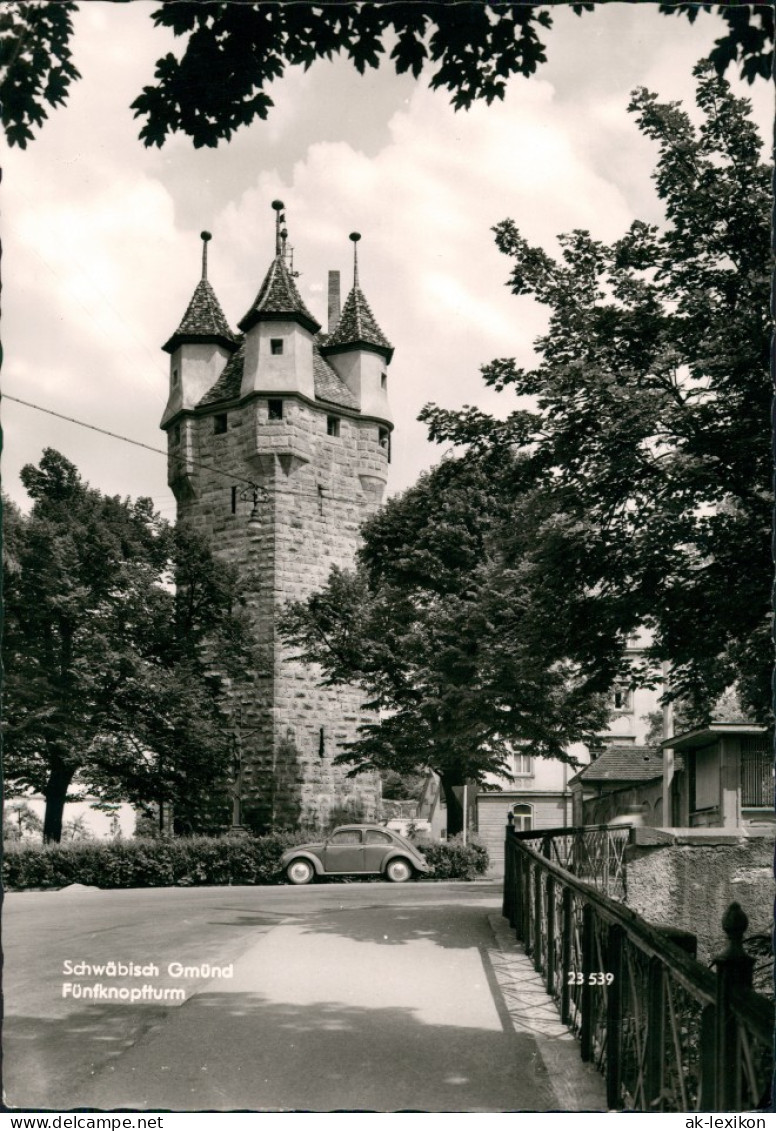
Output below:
[238,254,320,335]
[163,279,237,354]
[568,745,663,787]
[663,722,769,751]
[322,284,393,361]
[196,336,359,412]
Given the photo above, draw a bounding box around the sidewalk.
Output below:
[486,913,607,1111]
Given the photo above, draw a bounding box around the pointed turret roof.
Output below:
[163,232,237,355]
[238,254,320,335]
[321,233,393,362]
[238,200,320,335]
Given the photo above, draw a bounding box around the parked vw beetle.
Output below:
[280,824,432,885]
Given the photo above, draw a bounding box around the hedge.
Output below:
[420,836,489,880]
[3,832,489,890]
[2,833,296,891]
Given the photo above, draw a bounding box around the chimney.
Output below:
[327,270,341,333]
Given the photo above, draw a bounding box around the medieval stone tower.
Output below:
[160,202,393,833]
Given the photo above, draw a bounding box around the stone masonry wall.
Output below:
[624,833,773,962]
[170,392,386,833]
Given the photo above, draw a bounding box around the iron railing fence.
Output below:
[503,825,773,1112]
[511,822,631,901]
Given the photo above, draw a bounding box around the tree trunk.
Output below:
[43,762,75,843]
[440,773,464,838]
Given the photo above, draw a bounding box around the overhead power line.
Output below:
[3,394,368,506]
[4,394,260,490]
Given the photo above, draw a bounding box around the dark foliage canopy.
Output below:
[0,2,771,149]
[3,449,256,840]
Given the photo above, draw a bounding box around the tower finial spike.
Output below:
[200,230,212,280]
[349,231,361,287]
[272,200,285,257]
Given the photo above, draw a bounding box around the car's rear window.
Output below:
[364,830,392,844]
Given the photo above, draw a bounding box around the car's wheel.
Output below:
[286,858,315,885]
[385,858,413,883]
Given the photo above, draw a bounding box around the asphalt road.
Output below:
[3,881,596,1113]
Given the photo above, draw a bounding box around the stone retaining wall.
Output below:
[624,828,773,961]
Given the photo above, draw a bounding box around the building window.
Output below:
[512,803,533,831]
[214,413,228,435]
[268,399,283,421]
[172,367,179,387]
[172,424,181,446]
[326,416,340,437]
[270,338,284,355]
[513,753,533,777]
[378,427,391,462]
[612,685,634,712]
[231,486,237,515]
[381,372,387,390]
[741,736,774,807]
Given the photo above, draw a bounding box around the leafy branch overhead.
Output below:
[0,1,773,148]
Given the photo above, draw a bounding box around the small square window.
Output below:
[326,416,340,437]
[214,413,228,435]
[268,399,283,421]
[270,338,284,355]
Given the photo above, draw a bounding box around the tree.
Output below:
[280,453,619,835]
[0,2,771,149]
[4,800,43,841]
[420,63,771,724]
[3,449,255,841]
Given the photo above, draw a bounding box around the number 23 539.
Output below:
[567,972,614,985]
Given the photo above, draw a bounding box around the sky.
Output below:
[2,3,773,521]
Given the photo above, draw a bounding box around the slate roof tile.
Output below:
[163,279,236,352]
[324,285,393,359]
[198,337,245,406]
[572,745,663,785]
[313,345,359,409]
[238,256,320,334]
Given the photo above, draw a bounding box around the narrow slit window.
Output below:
[172,367,179,387]
[172,424,181,446]
[268,399,283,421]
[214,413,228,435]
[326,416,340,437]
[270,338,284,355]
[612,686,633,712]
[378,427,391,463]
[381,372,387,390]
[231,486,237,514]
